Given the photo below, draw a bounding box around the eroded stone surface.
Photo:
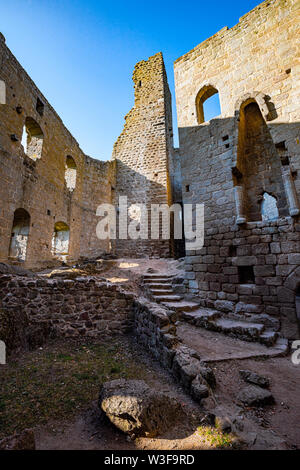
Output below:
[99,379,182,437]
[237,385,274,407]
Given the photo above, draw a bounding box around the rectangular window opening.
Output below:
[238,266,255,284]
[36,98,44,117]
[275,141,287,151]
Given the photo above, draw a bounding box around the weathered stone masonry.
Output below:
[0,0,300,343]
[0,40,175,267]
[0,274,213,402]
[0,32,115,268]
[112,52,175,258]
[174,0,300,339]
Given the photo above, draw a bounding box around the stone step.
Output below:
[146,283,173,290]
[208,317,265,341]
[150,289,174,295]
[144,278,173,284]
[259,330,278,347]
[181,308,221,326]
[143,274,173,279]
[153,294,183,303]
[162,300,201,312]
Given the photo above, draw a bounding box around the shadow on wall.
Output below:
[113,159,184,259]
[179,115,300,229]
[179,113,300,339]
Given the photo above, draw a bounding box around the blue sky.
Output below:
[1,0,261,160]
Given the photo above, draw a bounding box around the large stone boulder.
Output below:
[237,385,274,407]
[98,379,182,437]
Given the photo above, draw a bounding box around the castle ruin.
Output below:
[0,0,300,342]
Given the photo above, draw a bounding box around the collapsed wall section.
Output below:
[112,53,175,258]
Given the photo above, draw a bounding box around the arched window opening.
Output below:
[52,222,70,261]
[9,208,30,261]
[65,156,77,191]
[236,100,288,222]
[21,117,43,160]
[261,192,279,221]
[196,86,221,124]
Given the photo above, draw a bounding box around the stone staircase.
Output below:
[143,273,287,350]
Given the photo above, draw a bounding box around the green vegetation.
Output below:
[197,425,236,449]
[0,338,142,438]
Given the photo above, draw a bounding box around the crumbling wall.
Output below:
[112,53,174,258]
[0,33,114,268]
[174,0,300,338]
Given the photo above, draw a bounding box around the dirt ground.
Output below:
[177,322,300,449]
[0,336,237,451]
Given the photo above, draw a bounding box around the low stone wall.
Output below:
[0,273,215,402]
[133,298,215,401]
[0,275,135,339]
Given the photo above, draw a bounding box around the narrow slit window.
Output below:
[238,266,255,284]
[65,156,77,191]
[36,98,44,116]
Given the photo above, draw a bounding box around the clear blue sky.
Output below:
[1,0,261,160]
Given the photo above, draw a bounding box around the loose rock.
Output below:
[99,379,183,437]
[237,385,274,407]
[239,369,270,388]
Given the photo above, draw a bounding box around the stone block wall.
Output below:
[0,274,135,338]
[174,0,300,338]
[0,34,114,268]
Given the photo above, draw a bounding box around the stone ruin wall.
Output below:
[112,52,175,258]
[1,0,299,340]
[0,37,177,266]
[0,273,213,402]
[0,33,115,269]
[174,0,300,338]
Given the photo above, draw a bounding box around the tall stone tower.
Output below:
[112,52,174,257]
